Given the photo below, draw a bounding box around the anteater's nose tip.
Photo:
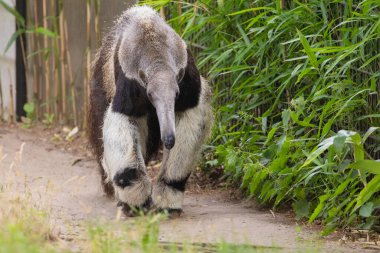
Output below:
[164,135,175,150]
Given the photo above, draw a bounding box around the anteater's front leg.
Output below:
[102,105,151,215]
[152,95,213,215]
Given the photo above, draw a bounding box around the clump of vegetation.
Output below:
[142,0,380,234]
[0,197,285,253]
[0,196,57,253]
[0,147,281,253]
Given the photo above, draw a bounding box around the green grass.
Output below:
[0,196,59,253]
[0,195,302,253]
[0,145,323,253]
[141,0,380,234]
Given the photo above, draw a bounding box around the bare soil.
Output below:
[0,125,374,252]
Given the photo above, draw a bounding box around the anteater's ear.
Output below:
[177,67,185,83]
[175,48,201,112]
[139,69,148,85]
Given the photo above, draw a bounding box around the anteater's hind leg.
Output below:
[98,161,115,196]
[102,105,152,215]
[152,95,213,215]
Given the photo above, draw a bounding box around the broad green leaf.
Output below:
[261,117,267,134]
[333,135,346,156]
[265,127,278,145]
[33,27,57,38]
[228,7,275,16]
[349,160,380,174]
[246,12,268,29]
[356,114,380,120]
[4,29,25,53]
[23,103,35,114]
[309,194,329,223]
[353,175,380,213]
[353,143,364,162]
[236,23,250,46]
[0,0,25,26]
[320,118,334,139]
[333,178,352,198]
[362,127,379,144]
[302,136,334,167]
[359,202,373,218]
[295,67,312,84]
[217,0,224,9]
[296,29,319,69]
[282,109,291,131]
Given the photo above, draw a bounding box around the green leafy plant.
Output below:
[42,113,55,126]
[0,0,57,54]
[141,0,380,233]
[21,102,36,128]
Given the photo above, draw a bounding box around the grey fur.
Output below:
[89,6,213,214]
[116,6,187,82]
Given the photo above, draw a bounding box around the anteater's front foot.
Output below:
[152,180,185,218]
[117,197,152,217]
[157,208,183,218]
[112,167,152,217]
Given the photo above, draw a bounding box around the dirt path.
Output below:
[0,127,364,252]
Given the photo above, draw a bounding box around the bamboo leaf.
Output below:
[302,136,334,167]
[359,202,373,218]
[362,127,379,144]
[309,194,329,223]
[296,29,319,69]
[349,160,380,174]
[0,0,25,26]
[228,7,275,16]
[352,175,380,213]
[33,27,57,38]
[4,29,25,53]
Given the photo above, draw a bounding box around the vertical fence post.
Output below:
[59,6,67,123]
[0,72,3,120]
[15,0,27,121]
[8,69,15,123]
[42,0,51,116]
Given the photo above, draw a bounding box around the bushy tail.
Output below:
[88,78,114,197]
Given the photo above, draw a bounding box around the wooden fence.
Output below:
[0,0,136,127]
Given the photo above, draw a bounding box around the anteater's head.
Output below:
[138,66,185,150]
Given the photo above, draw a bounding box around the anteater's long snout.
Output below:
[163,134,175,149]
[155,103,176,150]
[146,75,179,150]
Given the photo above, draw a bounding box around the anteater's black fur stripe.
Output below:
[175,49,201,112]
[112,38,154,117]
[113,167,141,188]
[145,112,161,163]
[163,173,191,192]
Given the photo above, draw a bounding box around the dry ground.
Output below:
[0,125,374,252]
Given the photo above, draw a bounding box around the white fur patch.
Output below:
[102,105,151,206]
[152,180,184,209]
[103,106,139,176]
[116,178,151,207]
